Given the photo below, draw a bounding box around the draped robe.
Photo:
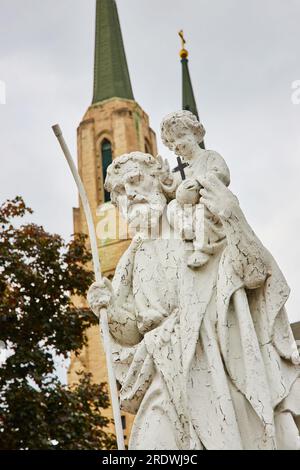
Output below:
[107,217,300,450]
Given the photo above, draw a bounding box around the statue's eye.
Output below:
[129,173,142,184]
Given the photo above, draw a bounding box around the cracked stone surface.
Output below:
[87,111,300,450]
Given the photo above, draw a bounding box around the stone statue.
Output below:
[87,113,300,450]
[161,110,231,268]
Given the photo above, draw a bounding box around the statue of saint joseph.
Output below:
[88,111,300,450]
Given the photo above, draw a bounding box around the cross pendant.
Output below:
[172,156,189,181]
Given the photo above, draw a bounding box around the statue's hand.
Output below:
[87,278,114,318]
[157,155,173,185]
[199,173,240,220]
[176,178,200,205]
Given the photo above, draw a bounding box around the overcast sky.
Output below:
[0,0,300,324]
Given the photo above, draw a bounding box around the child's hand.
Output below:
[176,178,201,205]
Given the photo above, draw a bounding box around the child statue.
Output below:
[159,110,232,268]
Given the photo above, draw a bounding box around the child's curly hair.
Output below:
[160,110,206,149]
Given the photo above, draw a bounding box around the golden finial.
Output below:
[178,30,188,59]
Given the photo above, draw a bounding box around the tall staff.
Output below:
[52,124,125,450]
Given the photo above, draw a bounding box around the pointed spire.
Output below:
[92,0,134,104]
[179,31,205,149]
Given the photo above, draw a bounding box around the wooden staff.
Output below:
[52,124,125,450]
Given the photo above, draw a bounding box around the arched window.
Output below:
[145,138,152,155]
[101,139,112,202]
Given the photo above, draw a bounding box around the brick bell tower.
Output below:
[68,0,157,444]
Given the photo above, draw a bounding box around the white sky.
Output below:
[0,0,300,324]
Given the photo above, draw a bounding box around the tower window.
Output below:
[101,139,112,202]
[145,138,152,155]
[121,415,126,429]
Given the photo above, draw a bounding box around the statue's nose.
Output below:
[127,191,137,200]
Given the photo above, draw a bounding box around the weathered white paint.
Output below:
[88,112,300,450]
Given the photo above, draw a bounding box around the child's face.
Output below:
[164,125,198,159]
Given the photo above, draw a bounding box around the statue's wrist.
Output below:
[219,206,234,222]
[220,207,248,243]
[161,175,174,186]
[219,202,242,225]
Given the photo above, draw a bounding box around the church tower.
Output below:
[68,0,157,444]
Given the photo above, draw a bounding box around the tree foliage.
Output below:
[0,197,116,449]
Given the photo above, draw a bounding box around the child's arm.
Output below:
[199,174,269,290]
[206,150,231,187]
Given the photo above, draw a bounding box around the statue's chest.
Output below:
[133,239,185,306]
[185,156,209,181]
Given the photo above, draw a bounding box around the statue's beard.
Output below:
[125,199,165,237]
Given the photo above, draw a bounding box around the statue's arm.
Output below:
[221,208,269,289]
[206,150,231,187]
[87,279,142,346]
[199,174,269,289]
[160,179,178,200]
[108,290,142,346]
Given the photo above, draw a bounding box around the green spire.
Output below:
[179,30,205,149]
[92,0,134,104]
[181,57,199,120]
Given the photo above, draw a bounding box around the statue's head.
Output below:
[161,110,206,159]
[105,152,167,233]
